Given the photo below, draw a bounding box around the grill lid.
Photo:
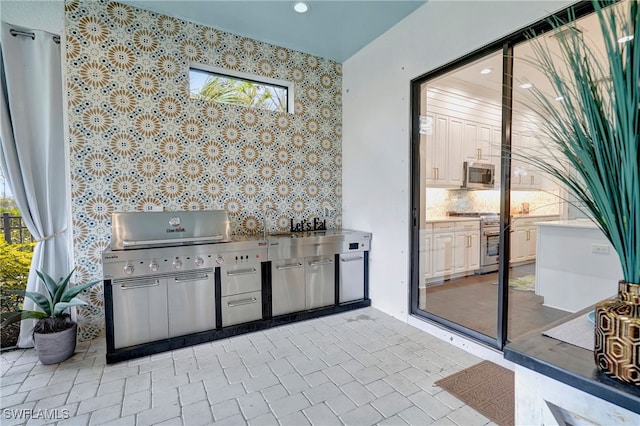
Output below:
[110,210,231,250]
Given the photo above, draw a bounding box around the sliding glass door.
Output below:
[411,2,605,349]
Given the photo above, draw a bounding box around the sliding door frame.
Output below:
[409,0,597,350]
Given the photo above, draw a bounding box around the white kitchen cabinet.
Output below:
[510,216,558,263]
[432,225,455,277]
[453,221,480,273]
[425,113,464,187]
[463,120,492,163]
[511,130,542,189]
[426,220,479,281]
[510,228,530,263]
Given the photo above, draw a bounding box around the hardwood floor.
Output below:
[420,263,569,341]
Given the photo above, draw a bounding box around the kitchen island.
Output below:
[536,219,622,313]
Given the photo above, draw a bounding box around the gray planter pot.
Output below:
[34,322,77,364]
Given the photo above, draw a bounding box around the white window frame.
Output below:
[189,62,295,114]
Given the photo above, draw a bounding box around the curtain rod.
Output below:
[9,28,60,44]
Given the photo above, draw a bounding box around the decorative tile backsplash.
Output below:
[425,188,561,218]
[65,0,342,340]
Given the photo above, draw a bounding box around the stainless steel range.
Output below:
[102,211,267,351]
[448,212,500,274]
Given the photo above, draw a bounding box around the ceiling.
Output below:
[120,0,426,63]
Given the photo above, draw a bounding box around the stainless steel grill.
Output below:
[103,210,267,350]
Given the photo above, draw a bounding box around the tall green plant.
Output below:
[522,0,639,284]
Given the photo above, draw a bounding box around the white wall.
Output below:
[341,0,574,321]
[0,1,63,38]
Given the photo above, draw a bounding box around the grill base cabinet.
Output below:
[168,270,216,337]
[305,256,336,310]
[111,277,169,349]
[271,259,306,316]
[339,253,365,303]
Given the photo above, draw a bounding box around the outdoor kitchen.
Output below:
[101,210,371,363]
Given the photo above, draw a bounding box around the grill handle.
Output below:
[226,268,257,277]
[174,274,209,283]
[122,235,225,248]
[276,263,303,270]
[309,259,334,267]
[341,256,363,262]
[120,280,160,290]
[227,297,258,307]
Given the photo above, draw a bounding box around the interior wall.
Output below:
[341,0,574,321]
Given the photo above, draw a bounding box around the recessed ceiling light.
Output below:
[480,68,493,75]
[618,34,634,43]
[555,95,564,101]
[519,82,533,89]
[293,2,310,13]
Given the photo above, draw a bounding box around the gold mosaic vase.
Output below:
[594,281,640,386]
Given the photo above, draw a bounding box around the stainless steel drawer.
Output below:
[220,264,261,296]
[221,290,262,327]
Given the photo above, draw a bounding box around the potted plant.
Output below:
[1,269,99,364]
[521,0,638,385]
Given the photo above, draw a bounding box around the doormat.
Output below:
[435,360,514,426]
[492,274,535,292]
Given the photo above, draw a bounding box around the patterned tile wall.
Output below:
[64,0,343,340]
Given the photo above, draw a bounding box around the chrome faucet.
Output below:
[263,207,278,240]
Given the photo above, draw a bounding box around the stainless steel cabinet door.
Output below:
[167,270,215,337]
[271,259,305,316]
[111,278,168,349]
[339,253,365,303]
[305,256,335,310]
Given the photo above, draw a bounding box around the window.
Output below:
[189,64,293,113]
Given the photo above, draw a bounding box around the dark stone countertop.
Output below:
[504,307,640,414]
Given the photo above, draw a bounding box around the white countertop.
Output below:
[512,214,560,219]
[425,217,481,223]
[537,219,598,229]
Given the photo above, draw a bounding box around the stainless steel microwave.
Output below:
[462,161,495,189]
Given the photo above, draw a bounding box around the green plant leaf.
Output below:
[1,310,48,328]
[53,299,88,316]
[23,291,52,316]
[36,269,59,299]
[52,269,76,305]
[60,279,100,303]
[521,0,639,283]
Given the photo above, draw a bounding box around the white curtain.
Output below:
[0,23,72,347]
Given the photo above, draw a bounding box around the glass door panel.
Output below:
[417,51,504,341]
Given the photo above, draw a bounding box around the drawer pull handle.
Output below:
[228,297,258,307]
[309,260,334,266]
[120,280,160,290]
[341,256,363,262]
[226,268,257,277]
[276,263,303,270]
[174,275,209,283]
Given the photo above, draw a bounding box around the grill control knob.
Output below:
[194,257,205,267]
[149,261,160,272]
[215,255,224,265]
[173,258,183,269]
[124,263,135,275]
